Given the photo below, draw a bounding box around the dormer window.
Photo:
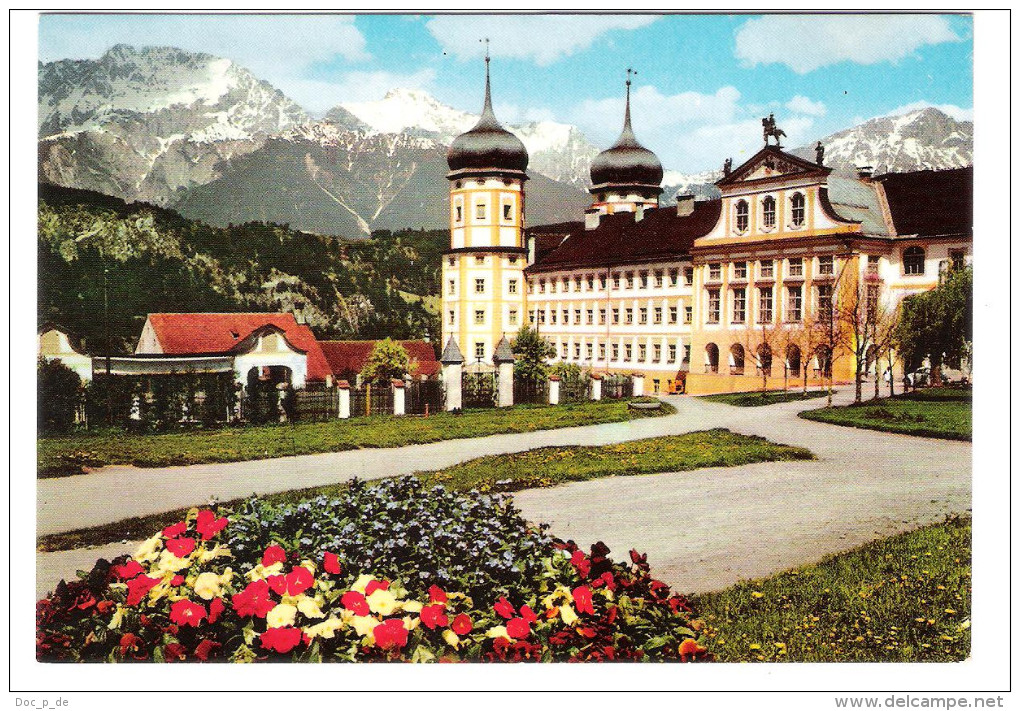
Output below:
[502,203,513,221]
[735,200,749,232]
[762,196,776,229]
[791,192,806,227]
[455,205,463,222]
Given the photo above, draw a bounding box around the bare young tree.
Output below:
[791,314,824,396]
[743,318,783,393]
[870,296,902,399]
[815,256,852,406]
[835,258,874,404]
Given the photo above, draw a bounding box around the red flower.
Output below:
[171,575,185,586]
[373,618,408,651]
[506,617,531,639]
[193,639,221,661]
[125,575,162,606]
[494,596,515,619]
[577,627,597,639]
[341,590,370,616]
[606,605,619,624]
[420,604,449,630]
[169,599,206,627]
[72,590,96,611]
[322,551,342,575]
[164,537,196,558]
[114,560,145,580]
[96,600,115,614]
[599,571,616,591]
[572,586,595,615]
[162,521,187,539]
[163,643,188,662]
[364,579,390,596]
[262,544,287,568]
[570,550,591,578]
[451,613,472,635]
[195,510,228,540]
[519,605,538,625]
[119,632,141,656]
[428,584,448,604]
[207,597,225,624]
[231,580,276,618]
[260,626,304,654]
[267,567,314,597]
[678,637,706,661]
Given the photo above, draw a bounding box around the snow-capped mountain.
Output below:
[792,107,972,175]
[661,169,724,202]
[337,89,600,187]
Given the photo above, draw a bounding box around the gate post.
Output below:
[337,380,351,419]
[632,372,645,397]
[493,336,515,408]
[590,373,602,401]
[548,375,560,405]
[392,379,406,416]
[440,337,464,412]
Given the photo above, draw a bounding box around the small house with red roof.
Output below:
[319,340,440,384]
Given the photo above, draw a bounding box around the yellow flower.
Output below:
[352,574,375,594]
[198,544,232,564]
[246,561,284,581]
[751,591,764,599]
[443,629,460,649]
[401,600,424,614]
[304,616,344,640]
[156,550,191,573]
[107,605,125,630]
[486,625,511,640]
[559,603,579,626]
[367,589,400,616]
[266,603,298,628]
[134,535,162,563]
[193,572,222,601]
[351,615,378,637]
[297,596,325,619]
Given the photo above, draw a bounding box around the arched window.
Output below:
[814,346,832,378]
[903,246,925,275]
[705,343,720,373]
[791,192,805,226]
[756,344,772,376]
[729,344,745,375]
[786,345,802,378]
[735,200,749,232]
[762,196,776,228]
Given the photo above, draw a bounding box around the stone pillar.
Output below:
[443,363,462,411]
[632,372,645,398]
[392,379,406,416]
[497,361,514,408]
[548,375,561,405]
[337,380,351,419]
[590,374,602,401]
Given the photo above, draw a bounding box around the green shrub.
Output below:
[38,358,84,435]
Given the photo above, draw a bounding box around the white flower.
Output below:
[193,572,222,601]
[296,596,325,619]
[266,603,297,628]
[367,589,400,616]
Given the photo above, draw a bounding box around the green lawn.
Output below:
[38,398,671,478]
[702,390,829,407]
[37,429,811,553]
[798,387,971,441]
[694,515,971,662]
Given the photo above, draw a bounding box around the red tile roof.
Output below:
[876,167,972,238]
[319,340,440,378]
[144,313,332,382]
[526,201,721,273]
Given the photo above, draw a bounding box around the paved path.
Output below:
[37,388,971,599]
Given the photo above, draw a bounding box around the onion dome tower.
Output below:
[442,46,529,366]
[588,69,663,216]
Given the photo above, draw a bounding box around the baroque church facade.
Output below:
[440,60,973,395]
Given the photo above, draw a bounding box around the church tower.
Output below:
[588,70,663,217]
[441,52,529,365]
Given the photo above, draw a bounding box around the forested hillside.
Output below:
[38,184,443,353]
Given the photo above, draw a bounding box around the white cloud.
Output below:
[425,15,658,65]
[734,15,961,74]
[786,95,827,117]
[885,100,973,122]
[285,69,437,114]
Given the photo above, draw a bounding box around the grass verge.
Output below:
[701,390,829,407]
[694,515,971,662]
[38,429,811,553]
[798,387,971,441]
[38,398,672,478]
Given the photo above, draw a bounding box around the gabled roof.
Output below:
[38,322,87,354]
[876,166,972,238]
[716,145,829,188]
[319,340,440,378]
[526,201,721,273]
[143,313,332,381]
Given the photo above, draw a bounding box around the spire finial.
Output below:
[623,68,636,135]
[480,38,493,116]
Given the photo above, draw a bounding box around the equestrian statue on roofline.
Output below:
[762,113,786,147]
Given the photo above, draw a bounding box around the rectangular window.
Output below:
[599,309,607,325]
[475,278,485,294]
[639,308,648,324]
[448,279,456,295]
[612,273,621,288]
[668,344,677,363]
[669,306,678,324]
[950,250,965,271]
[539,310,546,324]
[561,344,568,359]
[640,271,649,289]
[599,343,606,360]
[474,309,485,325]
[574,309,581,324]
[448,257,456,267]
[507,279,517,294]
[574,277,582,291]
[709,263,721,281]
[624,344,632,361]
[638,344,647,361]
[787,286,802,322]
[612,308,620,324]
[448,310,455,325]
[529,310,536,325]
[684,267,694,285]
[707,289,721,323]
[508,309,518,325]
[684,345,691,363]
[788,258,803,277]
[654,307,663,324]
[527,280,534,294]
[684,306,693,324]
[654,271,664,288]
[562,278,569,292]
[759,260,774,279]
[475,342,485,360]
[475,203,486,220]
[574,343,581,359]
[562,309,569,324]
[626,272,635,289]
[586,343,593,359]
[550,279,557,293]
[733,261,748,280]
[669,269,679,286]
[455,205,463,222]
[817,284,833,319]
[654,344,662,361]
[502,203,512,220]
[539,279,546,293]
[586,309,594,325]
[599,275,607,289]
[626,309,634,325]
[819,255,834,276]
[612,343,619,361]
[758,287,773,323]
[866,255,879,275]
[733,288,746,323]
[587,275,595,290]
[550,310,557,324]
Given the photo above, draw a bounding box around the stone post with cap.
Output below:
[392,378,406,416]
[632,372,645,397]
[548,375,561,406]
[440,336,464,411]
[337,380,351,419]
[590,373,602,401]
[493,336,515,408]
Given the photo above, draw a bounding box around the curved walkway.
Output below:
[36,388,971,598]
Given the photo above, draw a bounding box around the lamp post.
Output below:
[103,261,112,425]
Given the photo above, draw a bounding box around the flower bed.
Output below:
[37,481,710,663]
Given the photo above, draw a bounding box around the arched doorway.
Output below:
[729,344,745,375]
[756,344,772,376]
[705,343,720,373]
[786,345,802,378]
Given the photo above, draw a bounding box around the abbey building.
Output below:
[440,60,973,395]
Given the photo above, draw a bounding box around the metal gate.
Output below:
[602,375,633,399]
[350,383,394,417]
[513,376,548,405]
[462,370,497,409]
[294,387,338,422]
[406,379,444,415]
[559,376,591,403]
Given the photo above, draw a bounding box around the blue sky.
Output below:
[39,13,973,172]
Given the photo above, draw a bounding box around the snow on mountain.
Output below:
[661,169,724,202]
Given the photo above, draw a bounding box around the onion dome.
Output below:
[447,56,529,175]
[589,75,663,189]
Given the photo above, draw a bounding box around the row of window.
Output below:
[452,200,515,224]
[530,267,694,295]
[705,284,845,325]
[733,192,806,234]
[706,256,835,283]
[450,308,522,327]
[447,277,519,296]
[553,339,693,365]
[447,255,520,267]
[529,304,694,327]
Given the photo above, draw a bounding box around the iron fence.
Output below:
[513,376,548,406]
[559,377,591,403]
[602,375,633,399]
[405,379,444,415]
[350,383,395,417]
[462,371,497,409]
[294,387,338,422]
